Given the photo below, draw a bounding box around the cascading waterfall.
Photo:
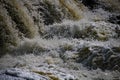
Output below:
[0,0,120,80]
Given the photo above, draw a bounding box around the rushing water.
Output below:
[0,0,120,80]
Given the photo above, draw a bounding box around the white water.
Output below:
[0,0,120,80]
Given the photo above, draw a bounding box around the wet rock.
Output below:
[77,47,91,62]
[112,47,120,53]
[92,55,104,69]
[32,66,78,80]
[108,55,120,70]
[0,68,49,80]
[0,74,26,80]
[5,68,49,80]
[75,45,120,71]
[0,68,78,80]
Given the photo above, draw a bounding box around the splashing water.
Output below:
[0,0,120,80]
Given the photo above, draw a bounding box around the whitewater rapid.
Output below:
[0,0,120,80]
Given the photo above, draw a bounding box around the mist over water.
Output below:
[0,0,120,80]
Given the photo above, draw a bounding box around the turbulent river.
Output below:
[0,0,120,80]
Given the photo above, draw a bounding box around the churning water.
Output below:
[0,0,120,80]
